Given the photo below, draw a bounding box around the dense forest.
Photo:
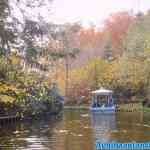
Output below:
[1,0,150,114]
[57,11,150,106]
[65,11,150,105]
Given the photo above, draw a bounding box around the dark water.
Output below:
[0,110,150,150]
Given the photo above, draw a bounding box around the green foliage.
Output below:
[26,48,38,63]
[0,48,6,56]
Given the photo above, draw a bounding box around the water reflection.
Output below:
[114,112,149,143]
[0,111,150,150]
[91,113,116,143]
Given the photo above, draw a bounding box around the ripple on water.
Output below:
[143,124,150,128]
[13,130,20,134]
[59,129,68,133]
[1,111,150,150]
[84,126,91,129]
[136,123,142,126]
[81,114,89,117]
[71,132,83,137]
[55,129,68,134]
[122,130,127,133]
[111,129,118,133]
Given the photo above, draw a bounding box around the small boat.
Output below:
[90,88,115,113]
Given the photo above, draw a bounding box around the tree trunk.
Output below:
[65,56,69,101]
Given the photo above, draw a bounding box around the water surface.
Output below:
[0,110,150,150]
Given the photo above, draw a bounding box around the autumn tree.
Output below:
[104,11,134,56]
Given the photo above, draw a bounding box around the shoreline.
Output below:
[64,103,150,112]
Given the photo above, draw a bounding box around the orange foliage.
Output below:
[104,12,134,55]
[78,12,133,59]
[79,28,103,51]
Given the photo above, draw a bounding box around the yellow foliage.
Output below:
[0,82,24,104]
[0,83,21,94]
[0,95,15,103]
[10,53,21,66]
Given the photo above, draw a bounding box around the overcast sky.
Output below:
[48,0,150,27]
[12,0,150,27]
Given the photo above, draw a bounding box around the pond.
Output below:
[0,110,150,150]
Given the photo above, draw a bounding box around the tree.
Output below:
[57,24,80,99]
[104,11,133,56]
[47,23,81,98]
[123,12,150,55]
[103,35,113,61]
[0,0,16,54]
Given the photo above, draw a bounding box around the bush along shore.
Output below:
[0,55,64,120]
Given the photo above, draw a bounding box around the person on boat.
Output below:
[92,97,97,107]
[108,98,114,107]
[92,102,97,107]
[97,101,101,107]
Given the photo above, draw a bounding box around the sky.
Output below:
[48,0,150,27]
[11,0,150,28]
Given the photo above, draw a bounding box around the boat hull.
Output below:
[90,106,116,113]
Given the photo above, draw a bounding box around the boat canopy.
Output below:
[91,88,113,96]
